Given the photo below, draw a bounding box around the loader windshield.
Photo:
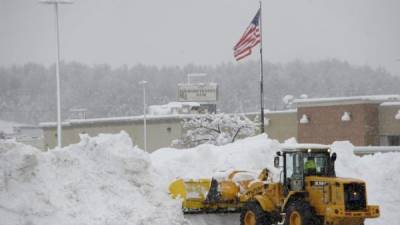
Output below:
[303,153,329,176]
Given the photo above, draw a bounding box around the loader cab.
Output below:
[276,144,336,195]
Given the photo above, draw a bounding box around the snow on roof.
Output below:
[39,114,195,128]
[40,109,297,128]
[246,109,297,116]
[380,101,400,107]
[42,109,289,129]
[39,121,72,127]
[148,102,201,115]
[294,95,400,107]
[155,101,200,108]
[177,82,217,87]
[0,120,29,134]
[264,109,297,114]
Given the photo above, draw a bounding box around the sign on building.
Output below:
[178,83,218,102]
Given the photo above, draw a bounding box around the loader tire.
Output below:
[240,201,272,225]
[284,200,320,225]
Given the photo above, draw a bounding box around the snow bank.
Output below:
[0,132,187,225]
[1,133,398,225]
[151,134,281,184]
[153,137,399,225]
[332,142,400,225]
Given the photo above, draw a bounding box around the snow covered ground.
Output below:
[0,132,398,225]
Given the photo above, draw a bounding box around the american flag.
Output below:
[233,9,261,61]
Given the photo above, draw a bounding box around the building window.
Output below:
[166,127,172,133]
[388,136,400,146]
[380,135,400,146]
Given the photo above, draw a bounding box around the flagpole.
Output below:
[259,1,265,133]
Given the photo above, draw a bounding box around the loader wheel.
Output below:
[284,200,320,225]
[240,201,272,225]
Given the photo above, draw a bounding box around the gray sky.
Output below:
[1,0,400,75]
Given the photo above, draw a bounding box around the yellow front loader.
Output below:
[169,144,380,225]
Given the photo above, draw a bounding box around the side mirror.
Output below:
[274,156,280,168]
[331,152,337,162]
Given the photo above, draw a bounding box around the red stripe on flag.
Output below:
[234,36,260,59]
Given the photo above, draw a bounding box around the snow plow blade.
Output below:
[169,178,212,213]
[168,170,266,213]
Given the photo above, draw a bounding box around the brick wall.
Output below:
[297,104,379,146]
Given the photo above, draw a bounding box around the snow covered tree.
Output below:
[176,113,257,148]
[282,94,294,109]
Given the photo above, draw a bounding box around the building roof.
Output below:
[40,109,297,129]
[0,120,30,134]
[245,109,297,116]
[39,114,195,128]
[293,95,400,107]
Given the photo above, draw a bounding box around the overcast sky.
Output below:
[1,0,400,75]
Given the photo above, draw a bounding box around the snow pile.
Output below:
[0,132,187,225]
[153,137,399,225]
[151,134,281,183]
[332,142,400,225]
[1,132,399,225]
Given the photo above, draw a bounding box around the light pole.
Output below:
[139,80,148,152]
[39,0,73,148]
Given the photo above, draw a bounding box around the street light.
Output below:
[39,0,73,148]
[139,80,148,152]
